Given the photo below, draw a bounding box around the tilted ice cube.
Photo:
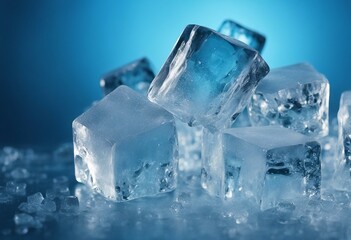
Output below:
[248,63,329,138]
[100,57,155,96]
[218,20,266,53]
[73,86,178,201]
[337,91,351,175]
[148,24,269,132]
[201,126,321,209]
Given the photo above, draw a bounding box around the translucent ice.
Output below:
[10,168,30,179]
[148,24,269,131]
[248,63,329,138]
[60,196,79,213]
[201,126,321,209]
[218,20,266,53]
[176,120,203,171]
[337,91,351,175]
[6,181,27,196]
[27,192,44,205]
[100,57,155,96]
[73,86,178,201]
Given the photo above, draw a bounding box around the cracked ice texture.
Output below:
[201,126,321,210]
[248,63,329,138]
[73,86,178,201]
[218,20,266,53]
[338,91,351,175]
[148,24,269,132]
[100,58,155,96]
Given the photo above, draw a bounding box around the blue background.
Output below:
[1,0,350,146]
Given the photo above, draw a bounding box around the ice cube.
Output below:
[201,126,321,209]
[27,192,44,205]
[337,91,351,175]
[18,202,37,214]
[10,168,30,179]
[218,20,266,53]
[6,181,27,196]
[148,24,269,132]
[100,57,155,96]
[248,63,329,138]
[60,196,79,213]
[73,86,178,201]
[41,199,57,212]
[14,213,34,226]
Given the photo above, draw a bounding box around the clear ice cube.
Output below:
[201,126,321,209]
[218,20,266,53]
[337,91,351,175]
[100,57,155,96]
[148,24,269,132]
[73,86,178,201]
[248,63,329,138]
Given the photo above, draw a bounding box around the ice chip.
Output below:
[27,192,44,205]
[201,126,321,209]
[42,199,57,212]
[73,86,178,201]
[248,63,329,138]
[60,196,79,213]
[218,20,266,53]
[148,24,269,131]
[100,57,155,96]
[6,181,26,196]
[10,168,30,179]
[14,213,34,226]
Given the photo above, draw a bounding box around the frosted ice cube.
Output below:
[27,192,44,205]
[42,199,56,212]
[337,91,351,175]
[218,20,266,53]
[100,57,155,96]
[248,63,329,138]
[201,126,321,209]
[14,213,34,226]
[6,181,26,196]
[73,86,178,201]
[10,168,29,179]
[148,24,269,132]
[60,196,79,213]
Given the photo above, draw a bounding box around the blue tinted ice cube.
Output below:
[100,57,155,96]
[201,126,321,209]
[218,20,266,53]
[73,86,178,201]
[148,24,269,132]
[248,63,329,138]
[337,91,351,174]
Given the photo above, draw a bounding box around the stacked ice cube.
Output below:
[73,20,330,209]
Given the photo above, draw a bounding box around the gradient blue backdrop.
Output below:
[1,0,351,146]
